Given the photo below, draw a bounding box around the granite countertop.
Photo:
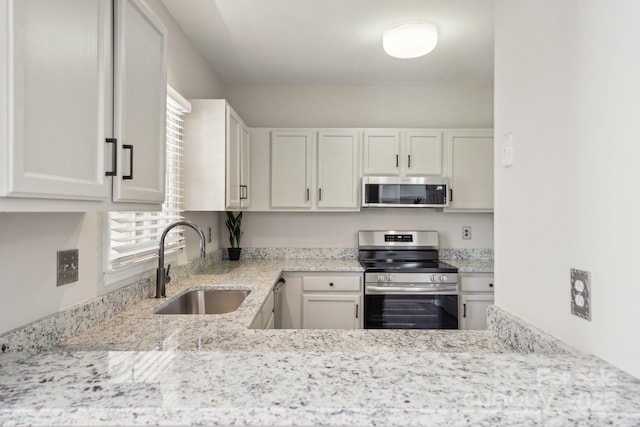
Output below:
[444,258,494,273]
[1,258,639,426]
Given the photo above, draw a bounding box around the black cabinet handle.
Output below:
[408,155,411,168]
[489,283,494,288]
[449,189,453,202]
[463,303,467,318]
[329,282,334,287]
[395,154,399,168]
[105,138,117,176]
[355,303,359,319]
[123,144,134,180]
[306,188,310,202]
[318,188,322,201]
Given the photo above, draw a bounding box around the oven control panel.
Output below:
[384,234,413,243]
[367,272,458,284]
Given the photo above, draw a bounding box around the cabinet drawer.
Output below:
[459,274,494,293]
[303,275,361,292]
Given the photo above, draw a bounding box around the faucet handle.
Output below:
[165,264,171,284]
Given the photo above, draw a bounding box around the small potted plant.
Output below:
[225,211,243,261]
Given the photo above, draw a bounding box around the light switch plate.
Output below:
[57,249,79,286]
[570,268,591,321]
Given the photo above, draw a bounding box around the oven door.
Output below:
[364,293,459,329]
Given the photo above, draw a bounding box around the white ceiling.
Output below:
[160,0,494,86]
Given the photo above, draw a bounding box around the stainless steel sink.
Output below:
[155,289,250,314]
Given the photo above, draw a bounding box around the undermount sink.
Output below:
[155,289,250,315]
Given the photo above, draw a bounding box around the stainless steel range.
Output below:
[358,230,459,329]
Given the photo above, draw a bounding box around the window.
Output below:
[104,86,191,285]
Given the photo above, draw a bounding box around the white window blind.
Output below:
[107,87,191,272]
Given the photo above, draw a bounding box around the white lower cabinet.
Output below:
[458,273,494,330]
[302,274,362,329]
[279,272,363,329]
[302,294,361,329]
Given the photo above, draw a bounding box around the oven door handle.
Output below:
[366,285,458,294]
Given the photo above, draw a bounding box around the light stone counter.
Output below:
[443,259,494,273]
[1,259,639,426]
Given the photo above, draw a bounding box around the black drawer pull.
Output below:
[489,283,494,288]
[105,138,117,176]
[329,282,334,287]
[123,144,134,180]
[463,303,467,318]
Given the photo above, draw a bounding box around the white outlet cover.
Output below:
[570,268,591,321]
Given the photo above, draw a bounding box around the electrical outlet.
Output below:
[570,268,591,321]
[57,249,79,286]
[208,227,212,243]
[462,226,472,240]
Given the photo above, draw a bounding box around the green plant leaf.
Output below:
[225,211,243,248]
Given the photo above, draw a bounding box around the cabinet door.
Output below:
[271,130,313,208]
[447,130,494,210]
[182,99,226,211]
[362,131,400,175]
[240,123,251,208]
[404,131,442,176]
[302,294,362,329]
[459,294,494,330]
[112,0,167,203]
[317,130,359,209]
[1,0,111,200]
[226,106,241,209]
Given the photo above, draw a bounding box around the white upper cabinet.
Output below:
[183,99,250,211]
[363,129,443,177]
[0,0,167,210]
[112,0,167,204]
[404,130,442,176]
[270,130,313,209]
[270,129,360,210]
[0,0,112,201]
[240,123,251,208]
[226,106,242,209]
[317,130,359,209]
[362,130,400,175]
[227,107,251,209]
[446,129,494,211]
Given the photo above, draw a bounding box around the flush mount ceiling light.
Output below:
[382,22,438,59]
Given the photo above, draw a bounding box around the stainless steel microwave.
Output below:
[362,176,449,208]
